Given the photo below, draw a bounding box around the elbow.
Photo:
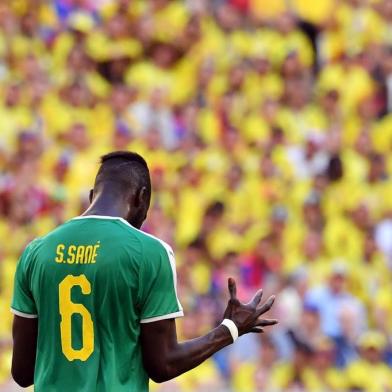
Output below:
[11,368,33,388]
[149,374,168,384]
[145,363,176,384]
[147,369,171,384]
[15,379,33,388]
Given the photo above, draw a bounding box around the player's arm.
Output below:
[141,278,277,383]
[11,315,38,387]
[10,242,39,387]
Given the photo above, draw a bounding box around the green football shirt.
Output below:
[11,215,183,392]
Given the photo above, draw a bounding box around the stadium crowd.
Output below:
[1,0,392,390]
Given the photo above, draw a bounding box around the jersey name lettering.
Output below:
[55,243,100,264]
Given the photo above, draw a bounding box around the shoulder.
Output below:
[305,286,328,302]
[345,359,365,374]
[117,219,174,258]
[132,228,174,259]
[23,237,44,257]
[16,237,45,274]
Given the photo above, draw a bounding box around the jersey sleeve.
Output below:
[139,240,183,323]
[11,243,38,318]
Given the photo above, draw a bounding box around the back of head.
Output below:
[94,150,151,207]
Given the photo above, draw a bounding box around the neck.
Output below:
[82,191,129,220]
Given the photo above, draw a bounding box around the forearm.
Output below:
[141,279,277,383]
[165,324,232,380]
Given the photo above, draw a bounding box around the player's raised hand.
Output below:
[222,278,278,335]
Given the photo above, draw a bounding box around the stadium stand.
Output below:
[1,0,392,390]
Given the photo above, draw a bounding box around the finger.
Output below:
[249,289,263,307]
[254,319,279,327]
[255,295,276,317]
[228,277,237,300]
[250,327,264,334]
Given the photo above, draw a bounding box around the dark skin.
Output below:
[12,183,278,386]
[12,317,38,387]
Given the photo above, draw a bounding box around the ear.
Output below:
[136,186,148,207]
[89,189,94,203]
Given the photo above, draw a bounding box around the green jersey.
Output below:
[11,215,183,392]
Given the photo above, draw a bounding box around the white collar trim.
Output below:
[72,215,132,227]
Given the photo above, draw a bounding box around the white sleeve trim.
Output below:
[164,246,183,312]
[118,219,184,313]
[11,308,38,318]
[140,310,184,323]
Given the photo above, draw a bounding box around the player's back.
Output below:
[11,215,183,392]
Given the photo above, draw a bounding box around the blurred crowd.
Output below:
[1,0,392,391]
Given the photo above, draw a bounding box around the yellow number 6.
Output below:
[59,275,94,361]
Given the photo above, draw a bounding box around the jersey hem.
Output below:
[10,308,38,318]
[140,310,184,323]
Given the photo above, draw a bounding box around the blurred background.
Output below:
[1,0,392,391]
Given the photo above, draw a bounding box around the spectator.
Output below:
[305,263,366,339]
[1,1,392,390]
[345,331,392,392]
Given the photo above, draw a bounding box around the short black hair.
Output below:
[100,151,149,168]
[94,151,151,199]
